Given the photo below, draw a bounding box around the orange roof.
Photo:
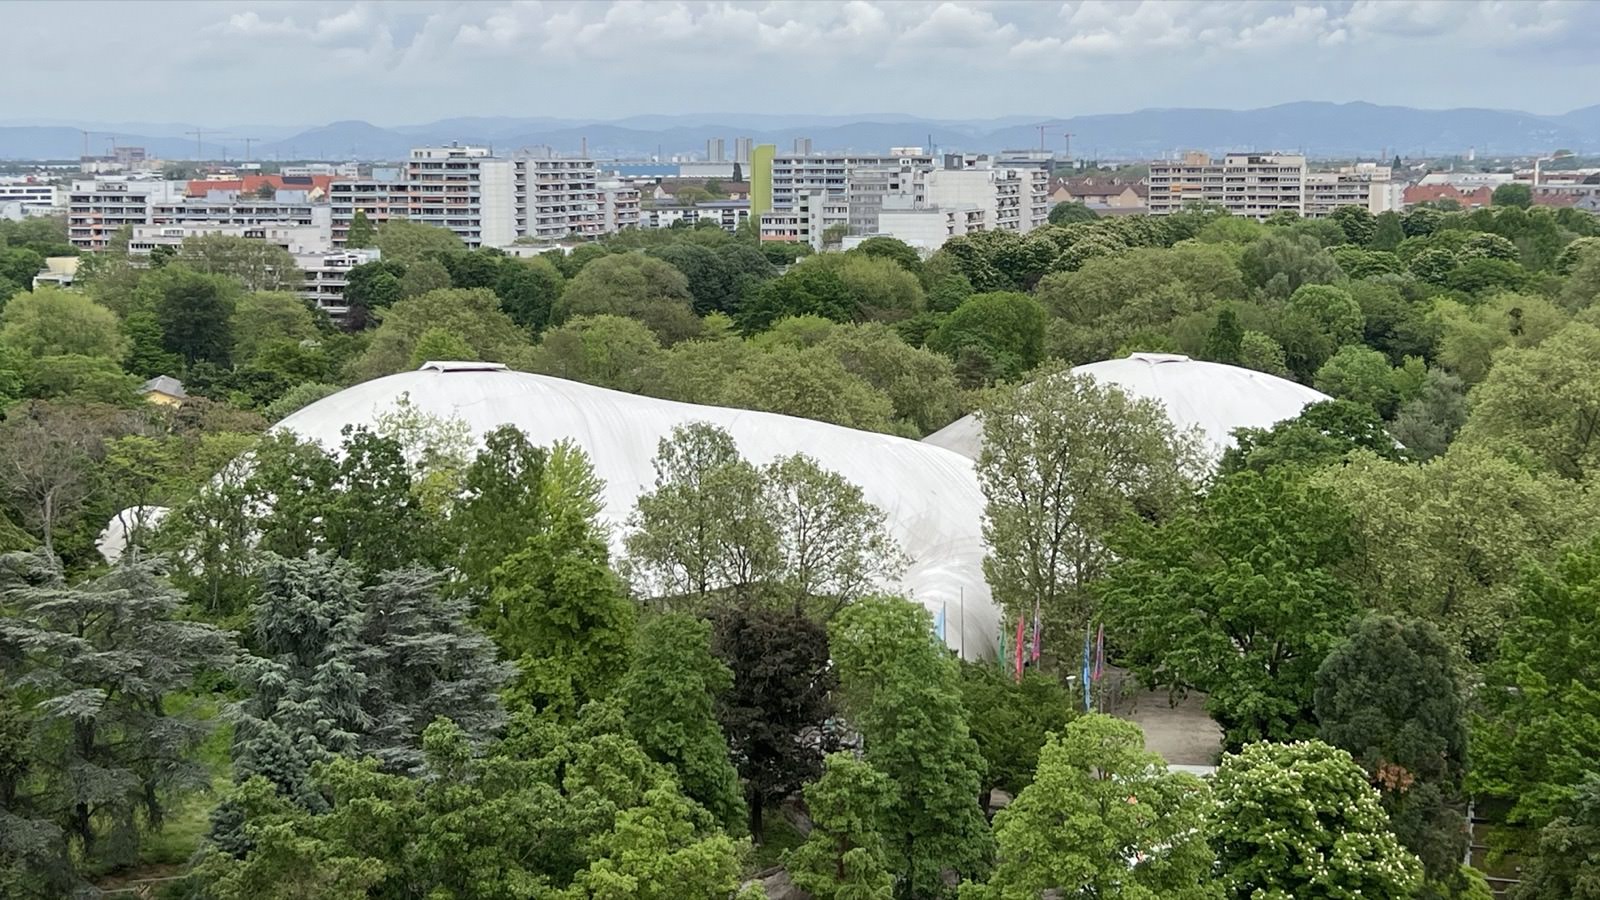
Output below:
[186,174,336,199]
[1402,184,1493,208]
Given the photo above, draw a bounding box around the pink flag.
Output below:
[1014,612,1026,682]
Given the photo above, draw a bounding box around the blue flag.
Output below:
[1081,627,1092,711]
[933,603,947,642]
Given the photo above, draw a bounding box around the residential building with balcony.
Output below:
[600,182,642,232]
[645,200,750,231]
[1304,164,1394,217]
[329,168,403,246]
[128,222,330,256]
[299,248,382,321]
[518,155,603,241]
[67,178,186,250]
[404,145,517,249]
[1147,152,1307,219]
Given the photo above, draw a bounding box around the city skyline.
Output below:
[5,1,1599,125]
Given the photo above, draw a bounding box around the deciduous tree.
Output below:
[1211,740,1423,899]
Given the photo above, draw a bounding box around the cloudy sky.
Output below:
[6,0,1598,126]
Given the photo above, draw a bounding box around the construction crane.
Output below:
[185,128,228,161]
[1062,132,1075,160]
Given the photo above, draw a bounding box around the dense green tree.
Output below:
[492,255,565,334]
[957,665,1076,801]
[229,291,319,364]
[343,209,376,248]
[372,219,465,266]
[0,552,235,876]
[0,248,43,294]
[1325,445,1594,660]
[139,265,242,366]
[557,252,701,344]
[1316,616,1470,890]
[621,614,746,833]
[831,595,993,898]
[176,233,302,292]
[1455,322,1600,480]
[1313,344,1404,416]
[351,287,532,380]
[1047,201,1099,225]
[711,606,835,842]
[1240,231,1344,300]
[965,714,1218,900]
[738,259,858,333]
[435,248,506,290]
[1211,740,1423,899]
[649,242,739,316]
[817,322,961,435]
[850,235,923,276]
[1492,182,1532,209]
[1102,469,1358,748]
[1221,399,1402,475]
[1514,772,1600,900]
[340,259,405,328]
[720,345,896,432]
[1472,536,1600,830]
[1331,204,1378,246]
[488,500,636,717]
[0,287,126,361]
[929,291,1046,385]
[1432,292,1568,384]
[786,753,896,900]
[529,313,665,393]
[979,363,1204,633]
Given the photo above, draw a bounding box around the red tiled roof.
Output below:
[185,174,336,198]
[1402,184,1493,207]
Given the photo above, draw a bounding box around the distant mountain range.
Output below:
[4,102,1598,162]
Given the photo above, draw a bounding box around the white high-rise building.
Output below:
[1147,152,1307,219]
[516,155,603,241]
[66,178,186,250]
[403,145,517,249]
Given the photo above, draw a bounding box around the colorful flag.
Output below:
[1030,601,1042,662]
[1014,612,1026,683]
[1081,626,1093,711]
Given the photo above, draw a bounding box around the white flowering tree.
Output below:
[1211,740,1422,899]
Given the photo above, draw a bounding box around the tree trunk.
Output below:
[748,790,764,844]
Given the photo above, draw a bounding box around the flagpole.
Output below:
[958,587,965,660]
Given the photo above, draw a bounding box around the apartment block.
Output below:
[128,222,329,256]
[600,181,642,232]
[329,169,404,246]
[759,189,847,250]
[1304,164,1394,217]
[67,178,186,250]
[1147,152,1307,219]
[403,145,517,249]
[517,155,603,241]
[300,248,383,320]
[150,191,331,249]
[645,200,750,232]
[768,150,936,212]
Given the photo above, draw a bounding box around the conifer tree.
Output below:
[0,551,235,876]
